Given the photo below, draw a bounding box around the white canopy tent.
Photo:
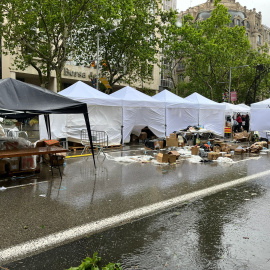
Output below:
[223,102,250,116]
[110,86,165,143]
[40,81,123,145]
[153,90,198,135]
[250,98,270,137]
[185,92,226,136]
[238,103,251,111]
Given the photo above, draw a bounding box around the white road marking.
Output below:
[1,169,270,263]
[2,181,49,190]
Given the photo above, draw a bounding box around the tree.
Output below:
[74,0,166,93]
[158,12,194,95]
[0,0,99,91]
[160,0,252,101]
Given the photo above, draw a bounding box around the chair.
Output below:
[81,129,108,157]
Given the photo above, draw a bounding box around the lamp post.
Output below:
[228,65,249,103]
[96,28,117,90]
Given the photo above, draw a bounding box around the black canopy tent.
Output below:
[0,78,95,166]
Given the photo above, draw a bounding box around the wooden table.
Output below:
[0,146,68,158]
[0,146,68,178]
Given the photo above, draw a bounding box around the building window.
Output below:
[236,19,240,26]
[257,35,261,45]
[246,21,250,28]
[178,74,184,82]
[176,62,185,71]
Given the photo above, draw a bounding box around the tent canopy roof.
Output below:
[58,81,121,106]
[153,89,186,103]
[0,78,88,117]
[110,86,163,107]
[153,89,197,108]
[223,102,250,114]
[185,92,225,109]
[250,99,270,109]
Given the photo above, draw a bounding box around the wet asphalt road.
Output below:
[1,144,270,269]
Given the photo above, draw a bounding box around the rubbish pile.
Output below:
[144,133,269,165]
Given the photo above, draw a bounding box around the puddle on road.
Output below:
[5,181,270,270]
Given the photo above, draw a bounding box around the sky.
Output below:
[177,0,270,27]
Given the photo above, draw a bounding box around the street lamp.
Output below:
[96,28,117,90]
[228,65,249,103]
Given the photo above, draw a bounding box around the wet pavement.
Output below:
[1,144,270,269]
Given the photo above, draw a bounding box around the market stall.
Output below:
[39,81,122,146]
[185,92,226,136]
[153,89,197,135]
[110,86,165,143]
[0,78,95,172]
[250,98,270,138]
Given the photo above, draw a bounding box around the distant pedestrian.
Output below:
[243,114,250,131]
[236,113,242,132]
[232,117,238,133]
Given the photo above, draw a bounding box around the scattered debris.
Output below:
[214,157,235,164]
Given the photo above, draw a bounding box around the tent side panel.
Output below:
[166,108,198,135]
[122,106,165,143]
[199,109,225,136]
[250,108,270,137]
[39,114,67,140]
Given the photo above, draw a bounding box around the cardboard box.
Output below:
[130,134,139,142]
[170,133,177,139]
[166,137,178,147]
[234,148,244,154]
[156,153,169,163]
[7,157,20,172]
[208,152,222,160]
[168,151,180,159]
[213,146,221,153]
[21,156,37,170]
[225,154,232,158]
[44,140,60,146]
[233,131,248,142]
[168,155,177,163]
[222,146,230,153]
[191,146,200,155]
[228,144,239,150]
[154,140,164,149]
[35,140,46,147]
[138,132,147,140]
[43,153,66,166]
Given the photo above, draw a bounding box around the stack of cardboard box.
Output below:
[166,133,179,147]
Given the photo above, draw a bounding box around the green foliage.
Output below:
[160,1,270,103]
[67,252,122,270]
[0,0,99,90]
[74,0,165,88]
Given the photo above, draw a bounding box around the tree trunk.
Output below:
[55,68,62,92]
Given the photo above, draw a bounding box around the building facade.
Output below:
[179,0,270,53]
[0,0,177,94]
